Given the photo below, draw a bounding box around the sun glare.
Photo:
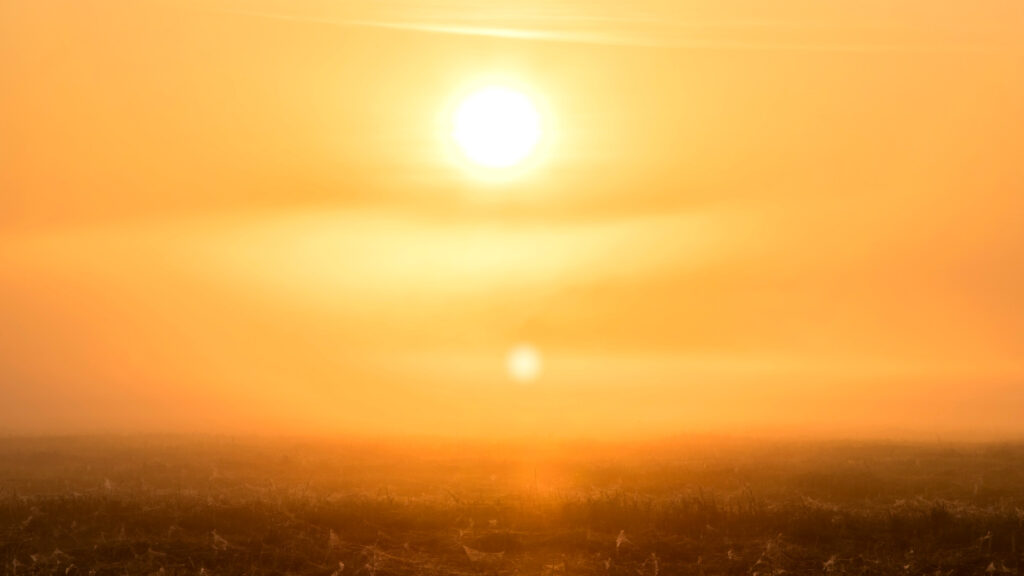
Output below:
[507,344,542,383]
[452,86,542,169]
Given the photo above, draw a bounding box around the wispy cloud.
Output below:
[211,5,1011,54]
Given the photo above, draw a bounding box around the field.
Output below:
[3,437,1024,576]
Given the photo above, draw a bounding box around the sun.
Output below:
[451,86,542,169]
[507,344,542,383]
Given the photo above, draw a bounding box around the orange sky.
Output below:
[1,0,1022,438]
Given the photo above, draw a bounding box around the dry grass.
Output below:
[2,437,1024,575]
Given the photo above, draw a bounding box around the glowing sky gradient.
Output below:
[1,0,1022,437]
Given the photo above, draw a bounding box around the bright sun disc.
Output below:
[452,86,541,169]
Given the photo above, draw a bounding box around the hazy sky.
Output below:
[1,0,1022,437]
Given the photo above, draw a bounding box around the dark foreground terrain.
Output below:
[2,436,1024,575]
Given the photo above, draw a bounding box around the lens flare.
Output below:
[507,344,541,383]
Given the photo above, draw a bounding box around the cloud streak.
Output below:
[213,6,1011,54]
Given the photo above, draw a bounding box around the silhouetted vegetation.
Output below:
[3,437,1024,575]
